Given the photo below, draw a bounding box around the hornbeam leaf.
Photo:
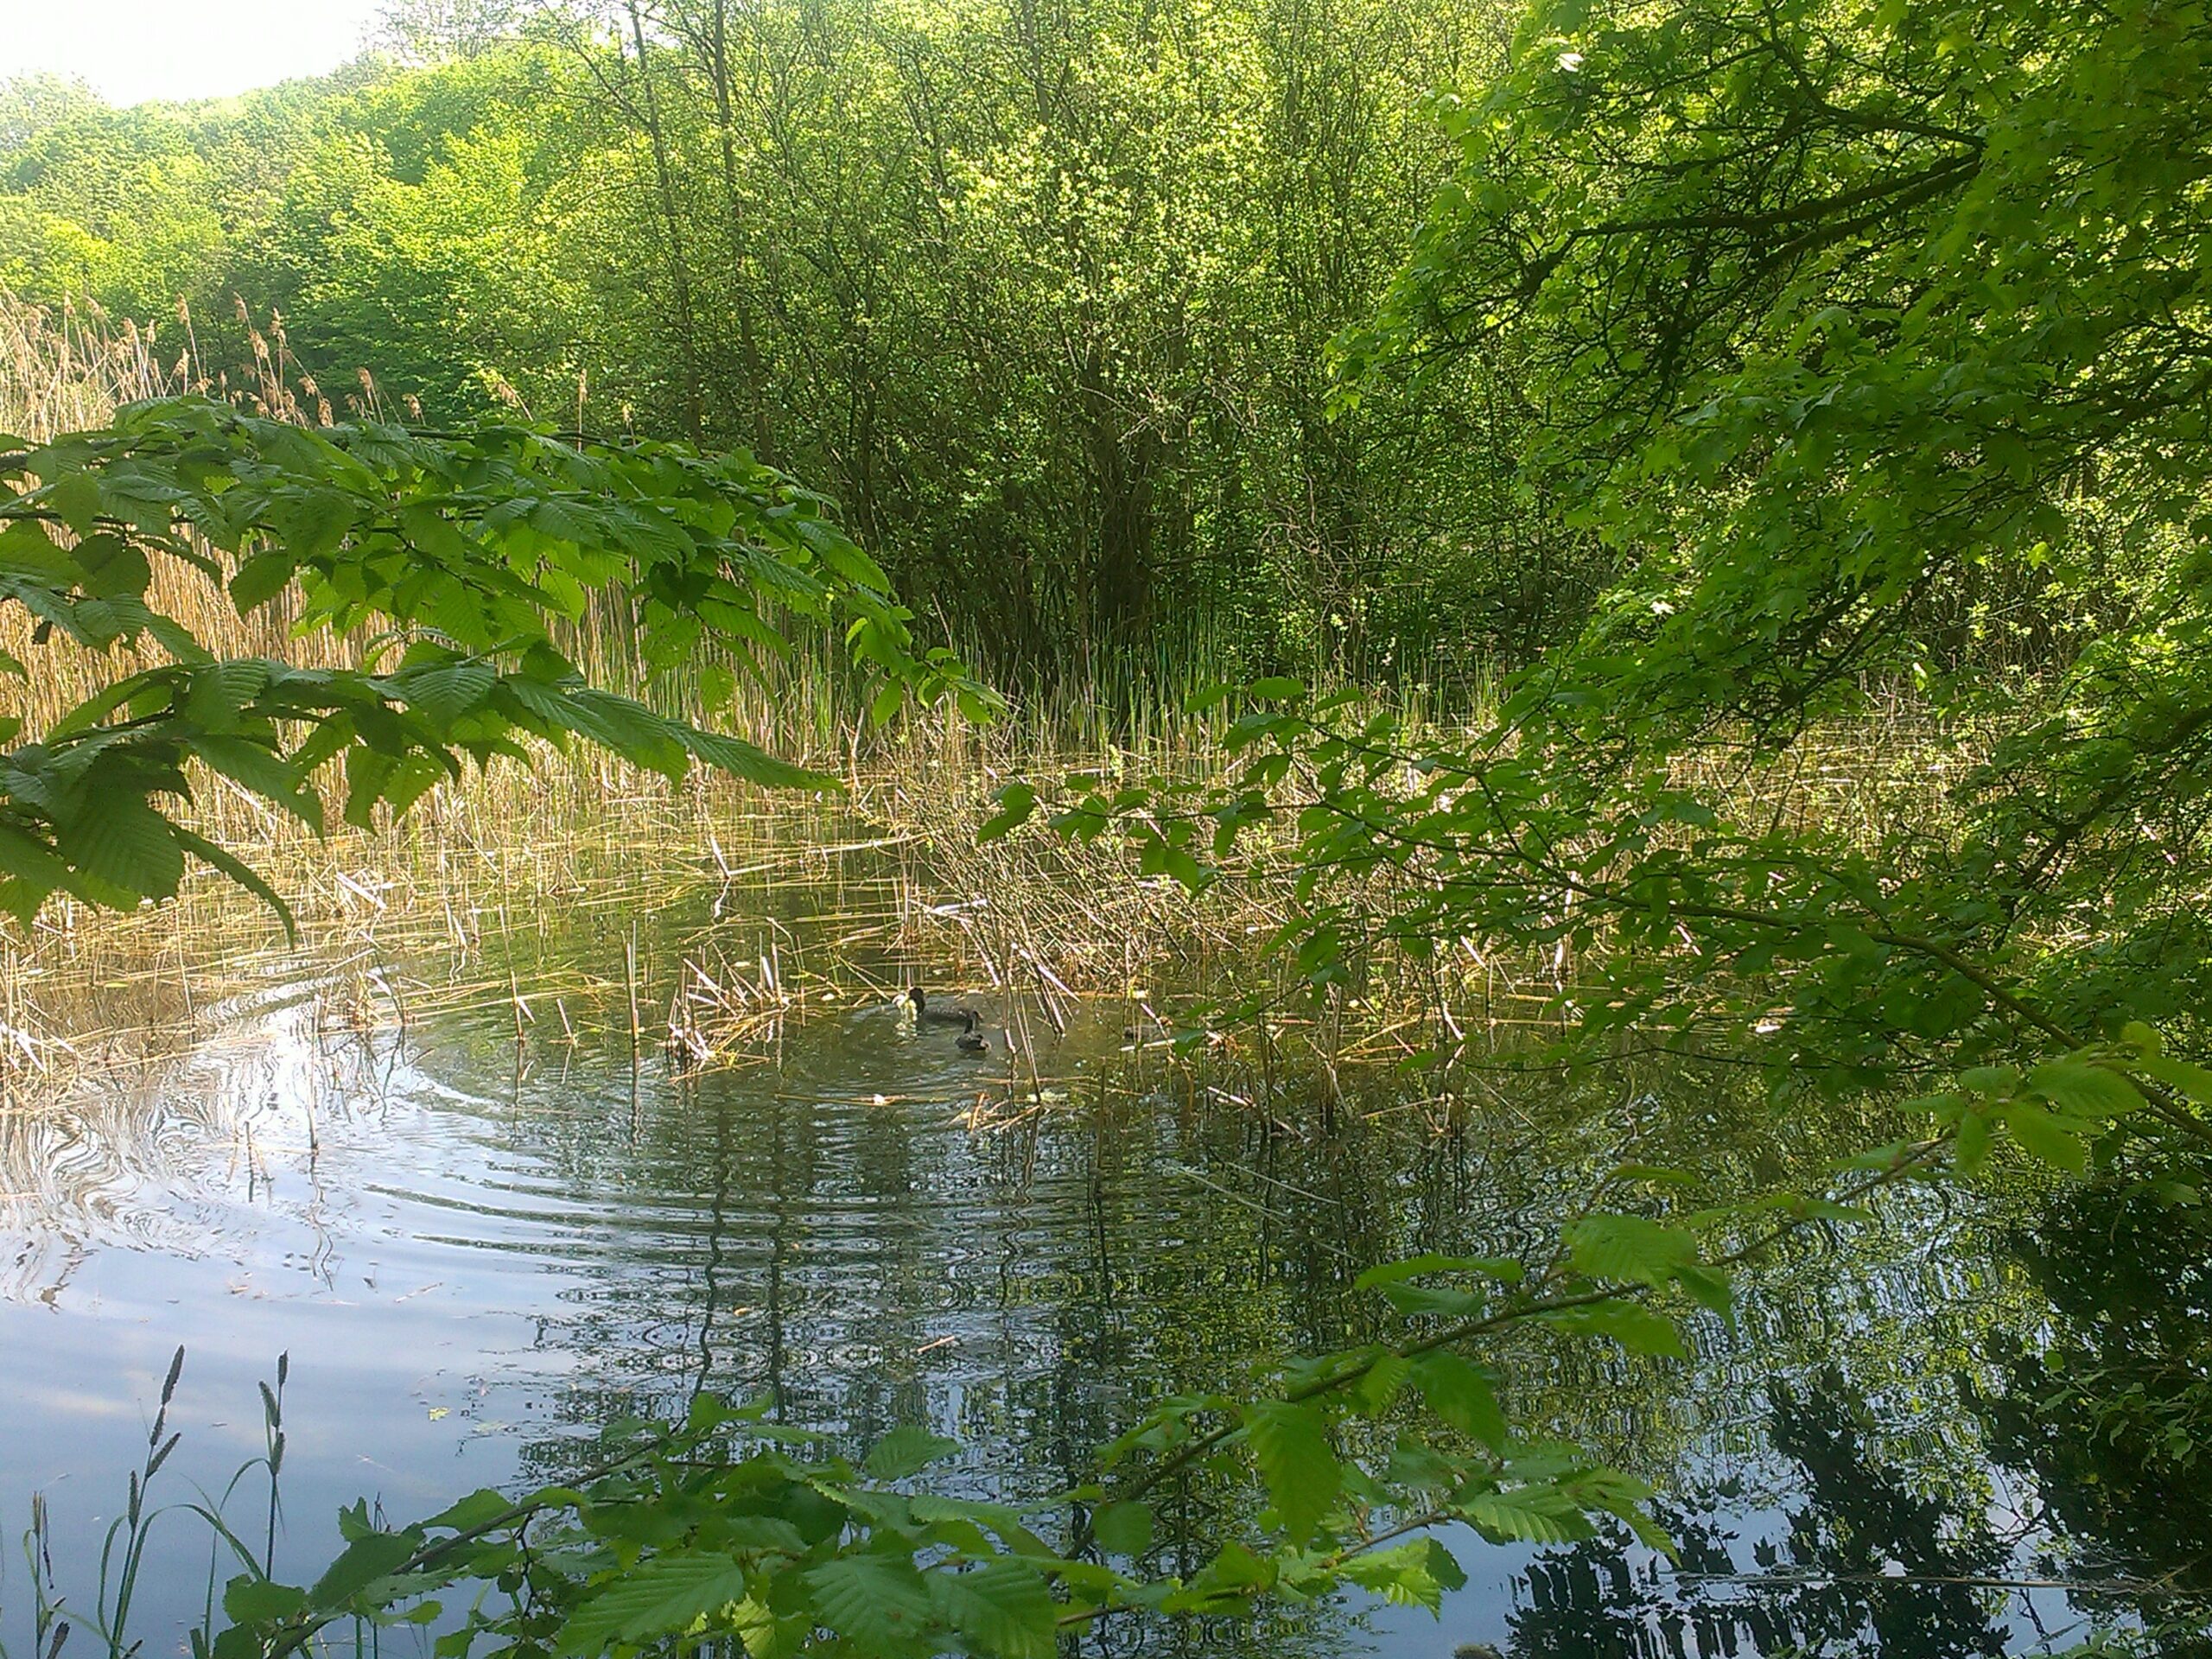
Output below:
[171,827,297,942]
[677,725,836,791]
[2140,1053,2212,1108]
[1456,1484,1595,1546]
[1244,1402,1340,1543]
[803,1554,934,1657]
[927,1560,1057,1659]
[2001,1100,2090,1173]
[0,823,68,889]
[395,659,498,728]
[1091,1500,1154,1557]
[308,1529,421,1610]
[1542,1300,1688,1357]
[230,549,297,613]
[554,1554,751,1656]
[863,1425,960,1481]
[1409,1351,1508,1449]
[1339,1538,1466,1611]
[194,735,321,830]
[72,794,186,899]
[2026,1060,2144,1118]
[1564,1213,1698,1287]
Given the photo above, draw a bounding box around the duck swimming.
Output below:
[954,1011,988,1054]
[903,987,979,1027]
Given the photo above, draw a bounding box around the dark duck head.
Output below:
[904,987,978,1027]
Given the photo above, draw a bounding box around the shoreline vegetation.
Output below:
[6,0,2212,1646]
[1,282,1979,1095]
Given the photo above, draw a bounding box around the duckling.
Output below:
[955,1011,988,1054]
[904,987,980,1027]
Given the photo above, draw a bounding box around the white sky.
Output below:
[3,0,387,107]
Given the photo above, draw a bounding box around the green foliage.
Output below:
[179,1246,1718,1659]
[993,0,2212,1179]
[0,0,1560,681]
[0,398,989,927]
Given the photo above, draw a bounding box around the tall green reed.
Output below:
[4,1349,293,1659]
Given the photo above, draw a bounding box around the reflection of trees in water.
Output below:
[486,1033,1766,1483]
[1499,1173,2212,1659]
[493,1052,1459,1483]
[1503,1376,2011,1659]
[1973,1179,2212,1652]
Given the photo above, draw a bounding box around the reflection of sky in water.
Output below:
[0,978,2146,1656]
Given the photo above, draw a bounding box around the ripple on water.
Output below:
[0,966,2134,1659]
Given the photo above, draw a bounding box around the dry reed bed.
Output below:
[0,694,1989,1099]
[2,289,1996,1103]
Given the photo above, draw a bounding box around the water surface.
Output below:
[2,919,2198,1657]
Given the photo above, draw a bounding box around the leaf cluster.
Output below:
[0,398,995,930]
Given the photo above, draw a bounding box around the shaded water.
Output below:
[2,905,2204,1656]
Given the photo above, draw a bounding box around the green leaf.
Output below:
[0,824,69,891]
[1351,1350,1412,1415]
[863,1425,961,1481]
[2140,1053,2212,1108]
[194,735,321,830]
[422,1489,513,1532]
[1456,1484,1596,1545]
[2027,1060,2144,1118]
[555,1553,751,1655]
[927,1560,1057,1659]
[185,659,274,732]
[1091,1500,1153,1557]
[1338,1537,1466,1611]
[171,827,297,943]
[1184,681,1236,714]
[980,781,1037,842]
[1672,1263,1733,1318]
[716,1515,808,1554]
[308,1529,421,1609]
[1244,1401,1340,1542]
[1543,1300,1688,1357]
[1564,1213,1697,1287]
[222,1577,308,1624]
[47,671,162,741]
[1409,1351,1507,1450]
[1174,1540,1274,1606]
[869,679,906,728]
[804,1554,935,1656]
[230,549,297,613]
[2002,1100,2089,1172]
[397,659,497,728]
[44,470,105,539]
[1955,1108,1992,1175]
[1355,1254,1523,1290]
[674,725,836,791]
[73,795,186,900]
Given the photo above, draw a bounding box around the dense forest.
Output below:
[3,0,1555,683]
[3,0,2211,1652]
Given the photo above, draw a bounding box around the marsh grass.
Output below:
[0,687,1986,1096]
[0,289,2002,1140]
[10,1344,295,1659]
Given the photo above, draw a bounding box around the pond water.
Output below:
[1,887,2202,1658]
